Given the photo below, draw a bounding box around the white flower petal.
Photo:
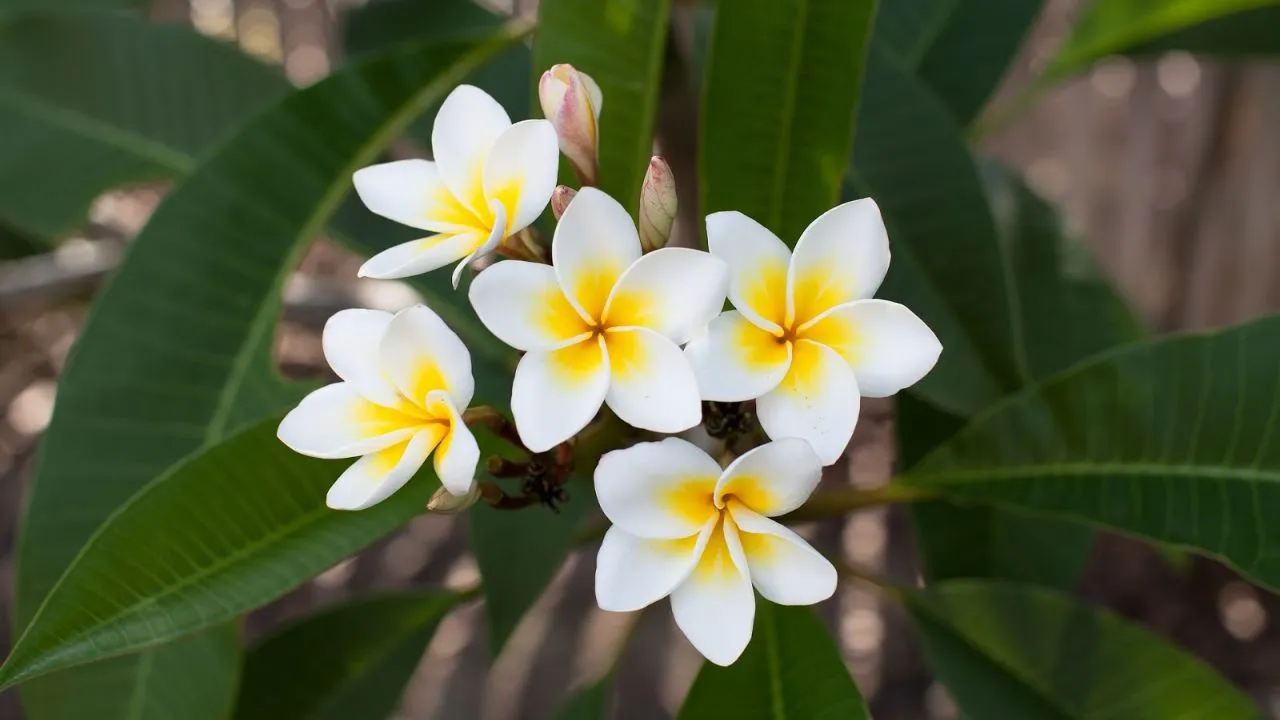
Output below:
[602,327,701,434]
[511,335,610,452]
[325,426,443,511]
[670,517,755,666]
[684,311,791,402]
[449,202,508,289]
[321,309,399,408]
[552,187,641,321]
[787,198,890,327]
[428,392,480,495]
[757,340,859,465]
[379,305,474,410]
[594,437,722,538]
[603,248,729,344]
[483,119,559,233]
[468,260,591,352]
[714,438,823,517]
[706,211,791,333]
[277,383,417,459]
[431,85,512,215]
[595,520,713,613]
[728,503,837,605]
[801,299,941,398]
[352,159,478,233]
[357,231,484,281]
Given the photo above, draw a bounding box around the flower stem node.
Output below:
[539,64,603,186]
[639,156,677,252]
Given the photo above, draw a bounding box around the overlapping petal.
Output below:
[468,260,591,351]
[426,391,479,495]
[511,335,610,452]
[483,119,559,233]
[325,426,443,511]
[602,327,701,434]
[728,503,837,605]
[379,305,474,410]
[757,340,859,465]
[594,437,721,538]
[670,518,755,666]
[684,311,791,402]
[802,299,942,398]
[351,159,479,233]
[552,187,641,321]
[321,309,399,408]
[715,437,823,516]
[706,211,791,333]
[357,231,485,281]
[595,522,711,613]
[603,247,728,344]
[277,383,418,459]
[787,198,890,327]
[431,85,512,216]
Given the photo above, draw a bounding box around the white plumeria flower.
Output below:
[352,85,559,288]
[469,187,728,452]
[593,437,836,666]
[686,200,942,465]
[277,305,480,510]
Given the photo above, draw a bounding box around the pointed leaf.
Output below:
[234,591,466,720]
[908,580,1256,719]
[678,603,870,720]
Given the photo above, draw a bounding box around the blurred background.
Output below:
[1,0,1279,717]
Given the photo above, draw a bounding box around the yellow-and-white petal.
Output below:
[670,516,755,666]
[706,211,791,333]
[603,247,729,344]
[595,521,712,613]
[426,391,480,496]
[431,85,512,216]
[277,383,418,459]
[352,159,478,233]
[483,119,559,234]
[357,231,484,281]
[714,438,823,517]
[593,437,722,538]
[602,327,702,434]
[684,311,791,402]
[379,305,474,410]
[450,202,508,289]
[787,198,890,327]
[511,335,610,452]
[468,260,590,352]
[321,309,399,408]
[728,502,837,605]
[552,187,641,322]
[801,299,941,398]
[325,426,443,511]
[757,340,859,465]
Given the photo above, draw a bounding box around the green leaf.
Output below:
[11,22,523,713]
[0,221,46,258]
[677,603,870,720]
[907,580,1256,718]
[1047,0,1280,78]
[869,0,950,62]
[234,591,466,720]
[533,0,672,215]
[700,0,876,245]
[554,677,613,720]
[904,313,1280,592]
[3,418,496,689]
[1126,7,1280,56]
[0,11,287,238]
[0,1,140,9]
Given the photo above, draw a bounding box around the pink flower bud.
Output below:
[539,63,603,186]
[550,185,578,220]
[639,157,677,252]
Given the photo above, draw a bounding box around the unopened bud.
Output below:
[639,157,677,252]
[550,185,577,220]
[539,63,602,186]
[426,484,481,515]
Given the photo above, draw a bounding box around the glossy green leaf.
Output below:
[1047,0,1280,78]
[678,603,869,720]
[905,313,1280,591]
[870,0,950,62]
[1126,6,1280,56]
[3,418,502,689]
[533,0,673,215]
[0,11,286,239]
[234,591,466,720]
[554,677,612,720]
[700,0,876,245]
[10,23,523,714]
[908,580,1256,718]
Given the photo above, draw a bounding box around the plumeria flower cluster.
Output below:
[277,66,942,667]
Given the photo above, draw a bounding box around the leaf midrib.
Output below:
[911,461,1280,486]
[765,0,810,235]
